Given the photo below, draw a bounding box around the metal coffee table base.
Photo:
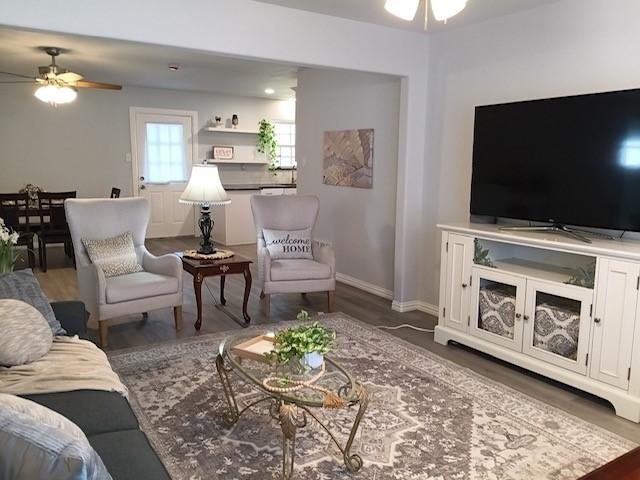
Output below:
[216,354,368,479]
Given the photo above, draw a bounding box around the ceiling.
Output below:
[251,0,563,33]
[0,28,298,99]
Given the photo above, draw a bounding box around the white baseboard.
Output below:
[336,272,393,300]
[391,300,439,316]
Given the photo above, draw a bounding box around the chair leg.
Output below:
[40,241,47,272]
[263,293,271,317]
[27,239,35,269]
[327,291,336,313]
[173,306,183,331]
[99,320,109,348]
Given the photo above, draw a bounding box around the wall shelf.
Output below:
[203,127,259,134]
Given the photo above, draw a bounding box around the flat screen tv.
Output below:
[470,88,640,232]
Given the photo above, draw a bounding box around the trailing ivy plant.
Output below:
[266,318,336,366]
[257,119,279,174]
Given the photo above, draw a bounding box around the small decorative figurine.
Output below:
[215,116,222,127]
[232,114,239,129]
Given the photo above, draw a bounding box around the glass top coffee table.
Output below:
[216,331,369,479]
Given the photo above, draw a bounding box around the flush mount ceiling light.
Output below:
[264,88,275,95]
[384,0,468,29]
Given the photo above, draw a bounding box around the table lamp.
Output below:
[179,163,231,254]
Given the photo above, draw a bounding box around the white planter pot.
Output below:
[301,352,324,370]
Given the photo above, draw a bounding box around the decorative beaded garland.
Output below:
[183,249,234,260]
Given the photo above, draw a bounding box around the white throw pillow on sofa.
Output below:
[0,394,112,480]
[0,299,53,367]
[263,228,313,260]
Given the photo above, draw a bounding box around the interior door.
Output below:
[590,258,639,389]
[443,234,474,332]
[522,279,593,374]
[131,109,196,238]
[470,267,526,351]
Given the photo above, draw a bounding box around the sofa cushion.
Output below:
[82,231,144,278]
[0,269,65,335]
[88,430,170,480]
[105,272,178,304]
[270,259,331,281]
[0,299,53,366]
[22,390,139,437]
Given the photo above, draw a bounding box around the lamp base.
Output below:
[197,204,217,255]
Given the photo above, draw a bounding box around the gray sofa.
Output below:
[20,301,170,480]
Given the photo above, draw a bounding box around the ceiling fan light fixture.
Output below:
[384,0,420,21]
[430,0,468,22]
[34,84,77,105]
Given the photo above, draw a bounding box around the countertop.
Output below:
[223,183,297,191]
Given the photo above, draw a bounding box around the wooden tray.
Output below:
[231,335,275,363]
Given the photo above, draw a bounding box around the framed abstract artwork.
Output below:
[323,129,373,188]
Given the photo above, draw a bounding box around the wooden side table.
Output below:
[177,252,253,330]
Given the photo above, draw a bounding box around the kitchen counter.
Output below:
[223,183,296,191]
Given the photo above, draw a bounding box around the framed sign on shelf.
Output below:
[213,145,234,160]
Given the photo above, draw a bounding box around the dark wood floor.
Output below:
[27,236,640,443]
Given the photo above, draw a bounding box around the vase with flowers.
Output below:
[0,218,19,274]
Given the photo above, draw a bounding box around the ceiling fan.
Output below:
[0,47,122,105]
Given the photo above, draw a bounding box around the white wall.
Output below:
[0,84,294,197]
[296,69,400,293]
[0,0,430,306]
[420,0,640,306]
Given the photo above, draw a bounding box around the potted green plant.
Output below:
[267,314,336,370]
[257,119,278,174]
[0,218,19,274]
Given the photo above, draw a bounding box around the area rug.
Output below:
[108,314,636,479]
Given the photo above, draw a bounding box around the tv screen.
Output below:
[470,88,640,231]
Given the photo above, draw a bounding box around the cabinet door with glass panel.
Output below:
[522,280,593,375]
[470,267,526,351]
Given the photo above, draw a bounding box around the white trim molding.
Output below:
[336,272,393,300]
[391,300,439,316]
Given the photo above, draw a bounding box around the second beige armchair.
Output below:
[250,194,336,315]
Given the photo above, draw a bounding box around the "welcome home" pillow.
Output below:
[263,228,313,260]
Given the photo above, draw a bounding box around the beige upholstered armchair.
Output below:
[65,198,183,347]
[250,194,335,315]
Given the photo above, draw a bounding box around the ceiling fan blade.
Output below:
[0,80,35,84]
[0,71,37,80]
[74,80,122,90]
[57,71,83,83]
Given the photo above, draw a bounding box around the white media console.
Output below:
[435,222,640,422]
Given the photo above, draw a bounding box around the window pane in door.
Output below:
[533,292,581,361]
[478,278,516,340]
[145,123,187,183]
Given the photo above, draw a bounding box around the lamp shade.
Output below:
[179,164,231,205]
[384,0,420,21]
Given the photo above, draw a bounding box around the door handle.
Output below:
[523,315,530,321]
[140,185,146,190]
[140,176,145,181]
[462,283,468,288]
[515,313,522,320]
[594,318,601,324]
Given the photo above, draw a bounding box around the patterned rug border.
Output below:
[108,312,637,477]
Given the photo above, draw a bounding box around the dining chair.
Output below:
[37,191,77,272]
[0,193,36,268]
[110,187,121,198]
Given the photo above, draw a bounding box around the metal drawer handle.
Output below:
[220,265,230,273]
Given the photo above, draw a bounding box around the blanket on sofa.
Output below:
[0,336,127,396]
